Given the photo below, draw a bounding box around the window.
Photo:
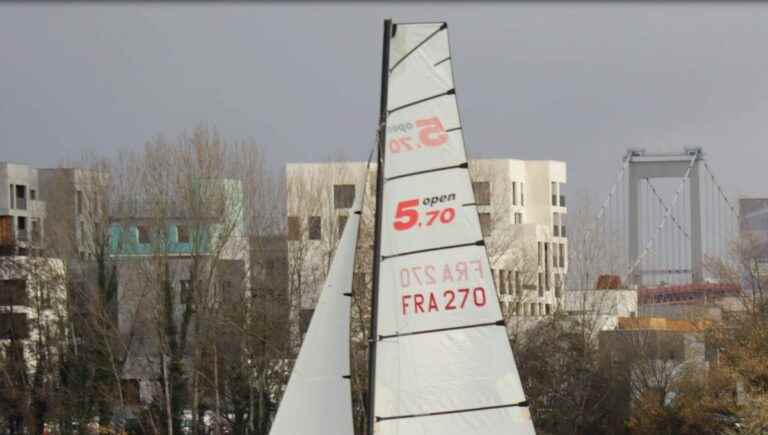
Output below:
[15,185,27,210]
[177,225,190,243]
[551,181,558,206]
[180,280,192,304]
[553,248,558,270]
[559,243,565,268]
[560,214,567,238]
[514,271,521,296]
[0,313,29,339]
[512,182,517,206]
[287,216,301,241]
[30,189,36,200]
[520,182,525,206]
[300,309,315,337]
[473,181,491,206]
[334,185,355,209]
[537,242,543,266]
[514,212,523,225]
[76,190,83,215]
[17,216,27,242]
[80,221,85,244]
[337,215,348,238]
[31,219,40,243]
[137,225,150,244]
[122,379,141,406]
[553,212,560,237]
[0,279,28,306]
[478,213,491,236]
[537,273,543,291]
[9,184,14,209]
[308,216,321,240]
[498,270,506,294]
[545,304,552,315]
[515,302,521,316]
[531,303,538,316]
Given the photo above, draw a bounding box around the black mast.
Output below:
[367,18,391,435]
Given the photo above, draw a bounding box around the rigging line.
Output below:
[647,179,691,240]
[376,400,529,422]
[388,89,455,114]
[624,151,699,284]
[378,319,505,341]
[389,22,447,73]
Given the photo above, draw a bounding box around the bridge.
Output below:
[583,148,742,301]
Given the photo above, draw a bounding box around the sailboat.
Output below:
[269,19,535,435]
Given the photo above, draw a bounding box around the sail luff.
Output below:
[268,182,366,435]
[367,18,392,435]
[372,20,536,435]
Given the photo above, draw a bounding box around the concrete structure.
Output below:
[627,148,704,286]
[0,162,46,256]
[285,159,568,327]
[564,289,638,332]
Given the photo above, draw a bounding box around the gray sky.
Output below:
[2,3,767,202]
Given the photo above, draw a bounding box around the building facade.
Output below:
[285,158,568,336]
[0,162,45,256]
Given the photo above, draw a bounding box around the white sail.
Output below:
[372,21,536,435]
[269,192,363,435]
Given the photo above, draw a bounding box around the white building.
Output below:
[1,162,46,256]
[285,158,567,335]
[564,289,638,333]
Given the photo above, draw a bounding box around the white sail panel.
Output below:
[378,246,500,336]
[380,167,481,257]
[378,407,536,435]
[269,194,361,435]
[384,95,466,179]
[388,24,452,110]
[375,326,527,417]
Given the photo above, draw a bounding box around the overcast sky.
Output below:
[2,3,767,202]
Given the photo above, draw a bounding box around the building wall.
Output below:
[1,162,46,253]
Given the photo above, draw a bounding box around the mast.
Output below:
[367,17,391,435]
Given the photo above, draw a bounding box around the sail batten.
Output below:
[372,20,536,435]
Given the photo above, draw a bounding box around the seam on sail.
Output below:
[389,22,447,73]
[381,240,484,260]
[385,161,467,182]
[388,89,455,114]
[434,56,451,67]
[376,400,530,422]
[446,127,462,133]
[378,319,505,341]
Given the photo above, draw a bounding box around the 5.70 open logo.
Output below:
[387,117,448,154]
[393,193,456,231]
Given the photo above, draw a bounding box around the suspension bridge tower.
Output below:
[627,148,704,286]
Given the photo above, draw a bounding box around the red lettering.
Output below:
[458,288,470,308]
[424,265,436,285]
[393,199,419,231]
[455,262,468,281]
[402,295,411,315]
[414,294,425,313]
[473,287,487,306]
[444,290,456,310]
[428,293,439,312]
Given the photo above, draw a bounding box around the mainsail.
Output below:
[370,21,536,435]
[269,189,364,435]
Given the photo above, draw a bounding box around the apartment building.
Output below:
[285,158,567,331]
[0,162,45,256]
